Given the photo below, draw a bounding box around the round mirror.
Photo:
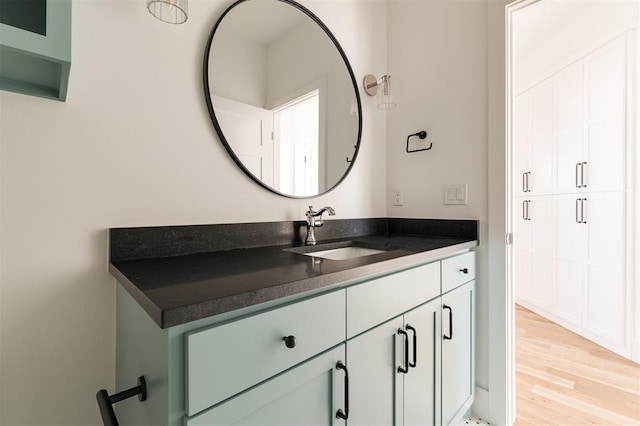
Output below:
[204,0,362,198]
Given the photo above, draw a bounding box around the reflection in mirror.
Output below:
[204,0,361,198]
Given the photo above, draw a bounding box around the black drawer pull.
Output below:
[397,328,409,374]
[443,305,453,340]
[459,268,469,274]
[406,324,417,368]
[96,376,147,426]
[336,361,349,420]
[283,335,296,349]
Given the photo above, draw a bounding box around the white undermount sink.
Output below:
[302,246,386,260]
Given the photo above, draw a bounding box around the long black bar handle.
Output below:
[443,305,453,340]
[96,376,147,426]
[336,361,349,420]
[397,328,409,373]
[406,324,417,368]
[581,162,587,188]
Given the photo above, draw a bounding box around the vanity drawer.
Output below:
[346,262,440,338]
[441,251,475,294]
[186,290,346,416]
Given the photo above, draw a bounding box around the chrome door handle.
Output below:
[582,198,587,224]
[576,198,581,223]
[576,163,581,188]
[581,162,587,188]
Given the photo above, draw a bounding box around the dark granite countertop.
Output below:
[109,218,479,328]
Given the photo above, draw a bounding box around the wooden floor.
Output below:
[515,304,640,425]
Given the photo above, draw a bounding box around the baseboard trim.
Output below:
[472,386,490,422]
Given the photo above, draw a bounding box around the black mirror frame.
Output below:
[203,0,363,199]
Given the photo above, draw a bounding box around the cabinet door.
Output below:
[554,62,584,194]
[186,345,347,426]
[514,93,530,197]
[403,299,441,426]
[514,197,531,303]
[527,198,554,311]
[554,195,584,325]
[347,316,404,426]
[583,192,626,349]
[528,80,554,195]
[441,281,474,426]
[583,36,627,192]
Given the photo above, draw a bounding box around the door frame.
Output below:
[504,1,542,424]
[504,1,639,423]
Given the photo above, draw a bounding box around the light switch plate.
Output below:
[444,184,467,205]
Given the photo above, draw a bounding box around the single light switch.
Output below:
[444,184,467,205]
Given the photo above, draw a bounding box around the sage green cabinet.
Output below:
[404,298,442,426]
[441,281,475,425]
[186,345,346,426]
[347,316,404,426]
[0,0,71,101]
[114,251,476,426]
[347,295,444,426]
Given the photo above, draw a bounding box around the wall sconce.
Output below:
[363,74,396,109]
[147,0,188,24]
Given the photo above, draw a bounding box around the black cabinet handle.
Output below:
[406,324,417,368]
[283,335,296,349]
[96,376,147,426]
[522,172,527,193]
[581,162,587,188]
[443,305,453,340]
[582,198,587,224]
[336,361,349,420]
[459,268,468,274]
[397,328,409,374]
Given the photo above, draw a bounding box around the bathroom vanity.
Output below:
[108,218,477,426]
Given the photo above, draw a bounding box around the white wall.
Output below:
[0,0,387,424]
[387,0,490,399]
[210,32,267,107]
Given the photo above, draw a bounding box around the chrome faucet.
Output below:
[305,205,336,245]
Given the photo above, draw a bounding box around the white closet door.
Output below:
[528,80,554,195]
[584,192,626,349]
[583,37,626,192]
[554,62,584,194]
[527,197,554,310]
[554,195,584,325]
[514,197,531,302]
[514,94,531,196]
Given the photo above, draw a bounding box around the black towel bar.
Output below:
[96,376,147,426]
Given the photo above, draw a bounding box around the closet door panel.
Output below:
[584,37,626,192]
[584,193,626,347]
[528,80,554,195]
[554,62,583,193]
[554,196,584,325]
[514,200,531,302]
[514,94,530,196]
[527,198,554,310]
